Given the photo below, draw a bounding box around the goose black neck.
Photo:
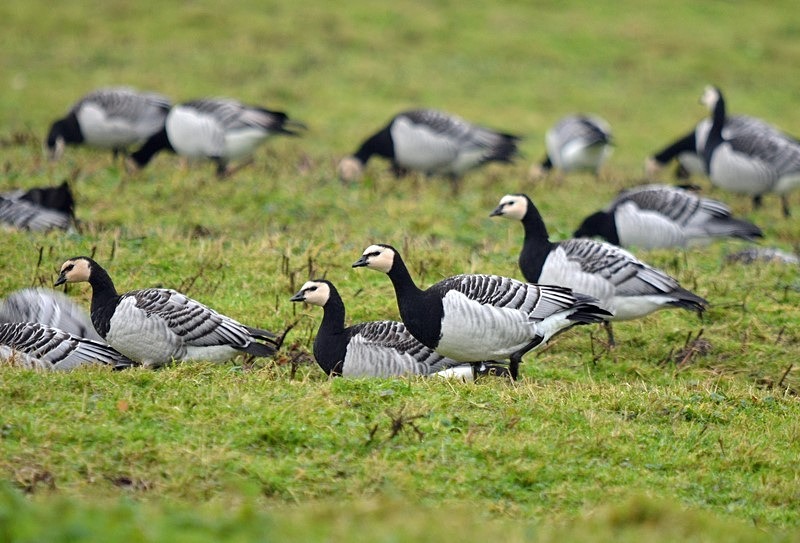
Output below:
[353,126,394,164]
[704,91,726,169]
[519,197,555,282]
[47,114,83,147]
[385,253,442,349]
[129,127,173,167]
[313,288,347,376]
[87,263,121,338]
[653,130,697,163]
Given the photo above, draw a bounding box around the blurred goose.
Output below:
[46,87,171,161]
[0,181,75,232]
[290,279,508,379]
[573,184,763,249]
[491,194,708,346]
[352,244,609,380]
[0,287,101,340]
[129,98,304,177]
[699,86,800,217]
[529,114,612,179]
[0,321,133,371]
[337,109,520,191]
[54,256,280,368]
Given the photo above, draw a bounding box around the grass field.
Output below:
[1,0,800,541]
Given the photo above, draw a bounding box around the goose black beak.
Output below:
[289,292,306,302]
[352,256,369,268]
[54,273,67,287]
[489,205,505,217]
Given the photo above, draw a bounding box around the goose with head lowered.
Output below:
[0,321,133,371]
[128,97,305,178]
[0,181,76,232]
[573,184,763,249]
[0,287,101,341]
[337,108,520,192]
[699,86,800,217]
[54,256,280,368]
[46,87,171,161]
[491,194,708,346]
[291,279,509,379]
[529,114,612,180]
[352,245,610,380]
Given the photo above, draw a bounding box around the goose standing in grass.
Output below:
[291,279,508,379]
[0,321,133,371]
[699,86,800,217]
[46,87,171,161]
[490,194,708,346]
[0,181,76,232]
[352,244,609,380]
[337,109,520,192]
[128,98,305,178]
[0,287,101,341]
[54,256,280,368]
[529,114,612,180]
[573,184,763,249]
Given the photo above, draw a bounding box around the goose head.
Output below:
[54,257,93,286]
[290,280,332,307]
[490,194,529,221]
[700,86,722,112]
[352,244,396,273]
[337,156,364,183]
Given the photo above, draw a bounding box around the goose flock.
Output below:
[1,84,796,380]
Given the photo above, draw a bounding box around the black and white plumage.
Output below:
[573,184,763,249]
[529,114,612,179]
[46,87,171,160]
[490,194,708,345]
[699,86,800,217]
[0,287,101,341]
[352,244,609,380]
[337,109,520,190]
[129,98,304,177]
[0,181,76,232]
[290,280,507,379]
[54,257,280,368]
[0,321,133,371]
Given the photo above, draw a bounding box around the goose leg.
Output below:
[752,195,763,211]
[508,337,545,381]
[603,321,616,348]
[781,195,791,218]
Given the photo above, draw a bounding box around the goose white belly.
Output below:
[774,171,800,195]
[391,119,458,172]
[554,140,609,171]
[612,295,675,321]
[614,202,687,249]
[709,144,775,194]
[223,127,270,159]
[76,103,141,148]
[538,250,616,316]
[106,304,184,365]
[166,107,222,158]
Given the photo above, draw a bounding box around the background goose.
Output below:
[54,256,280,368]
[699,86,800,217]
[0,181,75,232]
[337,109,520,191]
[0,287,101,340]
[129,98,305,177]
[529,114,612,180]
[573,184,763,249]
[290,279,507,379]
[46,87,171,161]
[490,194,708,346]
[352,244,609,380]
[0,321,133,371]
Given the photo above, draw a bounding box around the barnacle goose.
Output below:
[491,194,708,346]
[54,256,280,368]
[352,244,609,380]
[699,86,800,217]
[128,98,305,177]
[573,184,763,249]
[46,87,171,161]
[290,279,508,379]
[337,109,520,191]
[0,287,101,341]
[0,321,133,371]
[644,115,785,180]
[0,181,75,232]
[529,114,612,180]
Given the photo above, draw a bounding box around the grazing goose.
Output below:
[54,256,280,368]
[128,98,304,177]
[46,87,171,161]
[573,184,763,249]
[290,279,508,379]
[352,244,610,380]
[529,114,612,180]
[490,194,708,346]
[644,115,785,180]
[699,86,800,217]
[0,321,133,371]
[0,181,75,232]
[337,109,520,191]
[0,287,101,341]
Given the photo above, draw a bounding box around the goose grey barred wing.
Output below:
[80,88,170,128]
[125,289,274,349]
[725,126,800,176]
[0,322,133,370]
[0,288,101,340]
[347,320,454,375]
[616,185,730,223]
[404,110,514,150]
[0,196,71,231]
[554,116,611,145]
[184,99,288,133]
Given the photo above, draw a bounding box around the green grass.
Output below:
[2,0,800,540]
